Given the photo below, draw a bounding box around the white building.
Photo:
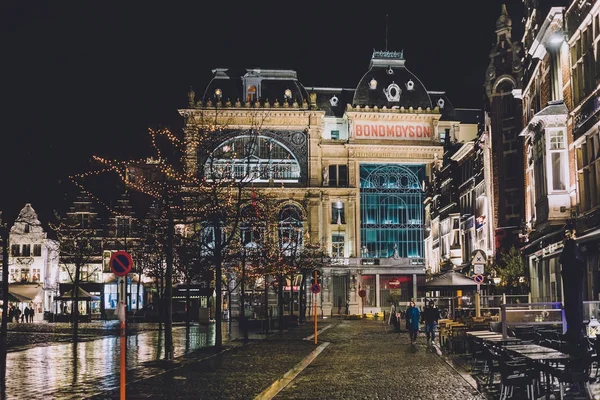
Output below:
[8,203,59,319]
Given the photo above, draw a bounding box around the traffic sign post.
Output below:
[313,271,319,344]
[473,274,485,318]
[110,251,133,400]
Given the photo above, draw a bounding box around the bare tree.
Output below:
[50,195,103,342]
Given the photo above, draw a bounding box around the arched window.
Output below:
[205,135,301,183]
[278,204,303,253]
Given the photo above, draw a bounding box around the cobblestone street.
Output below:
[88,318,485,400]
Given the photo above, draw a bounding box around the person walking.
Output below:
[24,306,30,323]
[405,300,420,345]
[422,300,440,345]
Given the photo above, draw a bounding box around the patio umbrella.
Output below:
[559,233,586,352]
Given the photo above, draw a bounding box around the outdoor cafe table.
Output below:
[482,336,522,346]
[503,344,559,354]
[466,331,499,337]
[515,348,573,399]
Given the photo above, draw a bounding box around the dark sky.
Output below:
[0,0,524,224]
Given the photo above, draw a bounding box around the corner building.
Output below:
[181,51,480,315]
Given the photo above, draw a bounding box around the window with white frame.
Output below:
[548,129,568,191]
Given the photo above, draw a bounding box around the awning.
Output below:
[419,271,485,290]
[0,289,30,303]
[59,283,103,294]
[8,284,43,302]
[56,287,100,301]
[577,228,600,245]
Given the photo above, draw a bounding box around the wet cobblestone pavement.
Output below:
[85,318,485,400]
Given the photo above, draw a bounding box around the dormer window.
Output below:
[247,85,257,102]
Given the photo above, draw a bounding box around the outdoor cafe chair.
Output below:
[546,349,593,400]
[481,344,502,389]
[498,356,537,400]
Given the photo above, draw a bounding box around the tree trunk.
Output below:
[164,207,174,361]
[240,254,248,343]
[278,274,284,331]
[289,274,294,316]
[264,275,269,333]
[299,273,306,323]
[73,263,81,343]
[185,281,191,329]
[1,222,10,399]
[214,224,223,351]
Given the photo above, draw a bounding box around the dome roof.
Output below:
[352,50,432,109]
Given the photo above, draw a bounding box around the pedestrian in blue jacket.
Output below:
[405,300,420,345]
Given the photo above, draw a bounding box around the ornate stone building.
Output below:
[485,4,526,261]
[7,203,59,320]
[181,50,482,314]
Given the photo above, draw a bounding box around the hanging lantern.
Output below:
[587,316,600,338]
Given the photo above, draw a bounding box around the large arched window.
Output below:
[278,204,303,254]
[205,135,301,183]
[360,164,425,259]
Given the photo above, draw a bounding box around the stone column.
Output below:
[321,193,331,254]
[413,273,418,301]
[347,196,356,258]
[375,273,380,309]
[322,272,332,317]
[307,193,320,242]
[349,270,359,315]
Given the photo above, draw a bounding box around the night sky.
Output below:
[1,1,524,224]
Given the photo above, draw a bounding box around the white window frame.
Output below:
[546,128,568,193]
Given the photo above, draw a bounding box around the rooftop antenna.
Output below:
[385,14,389,51]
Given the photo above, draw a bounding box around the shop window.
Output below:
[328,165,348,187]
[20,268,30,282]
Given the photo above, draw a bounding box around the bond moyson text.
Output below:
[352,121,432,139]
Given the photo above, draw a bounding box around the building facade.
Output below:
[7,203,59,319]
[485,5,526,262]
[565,0,600,301]
[182,51,482,315]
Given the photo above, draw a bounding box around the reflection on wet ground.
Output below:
[2,321,267,399]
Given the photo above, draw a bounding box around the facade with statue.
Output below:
[181,50,480,315]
